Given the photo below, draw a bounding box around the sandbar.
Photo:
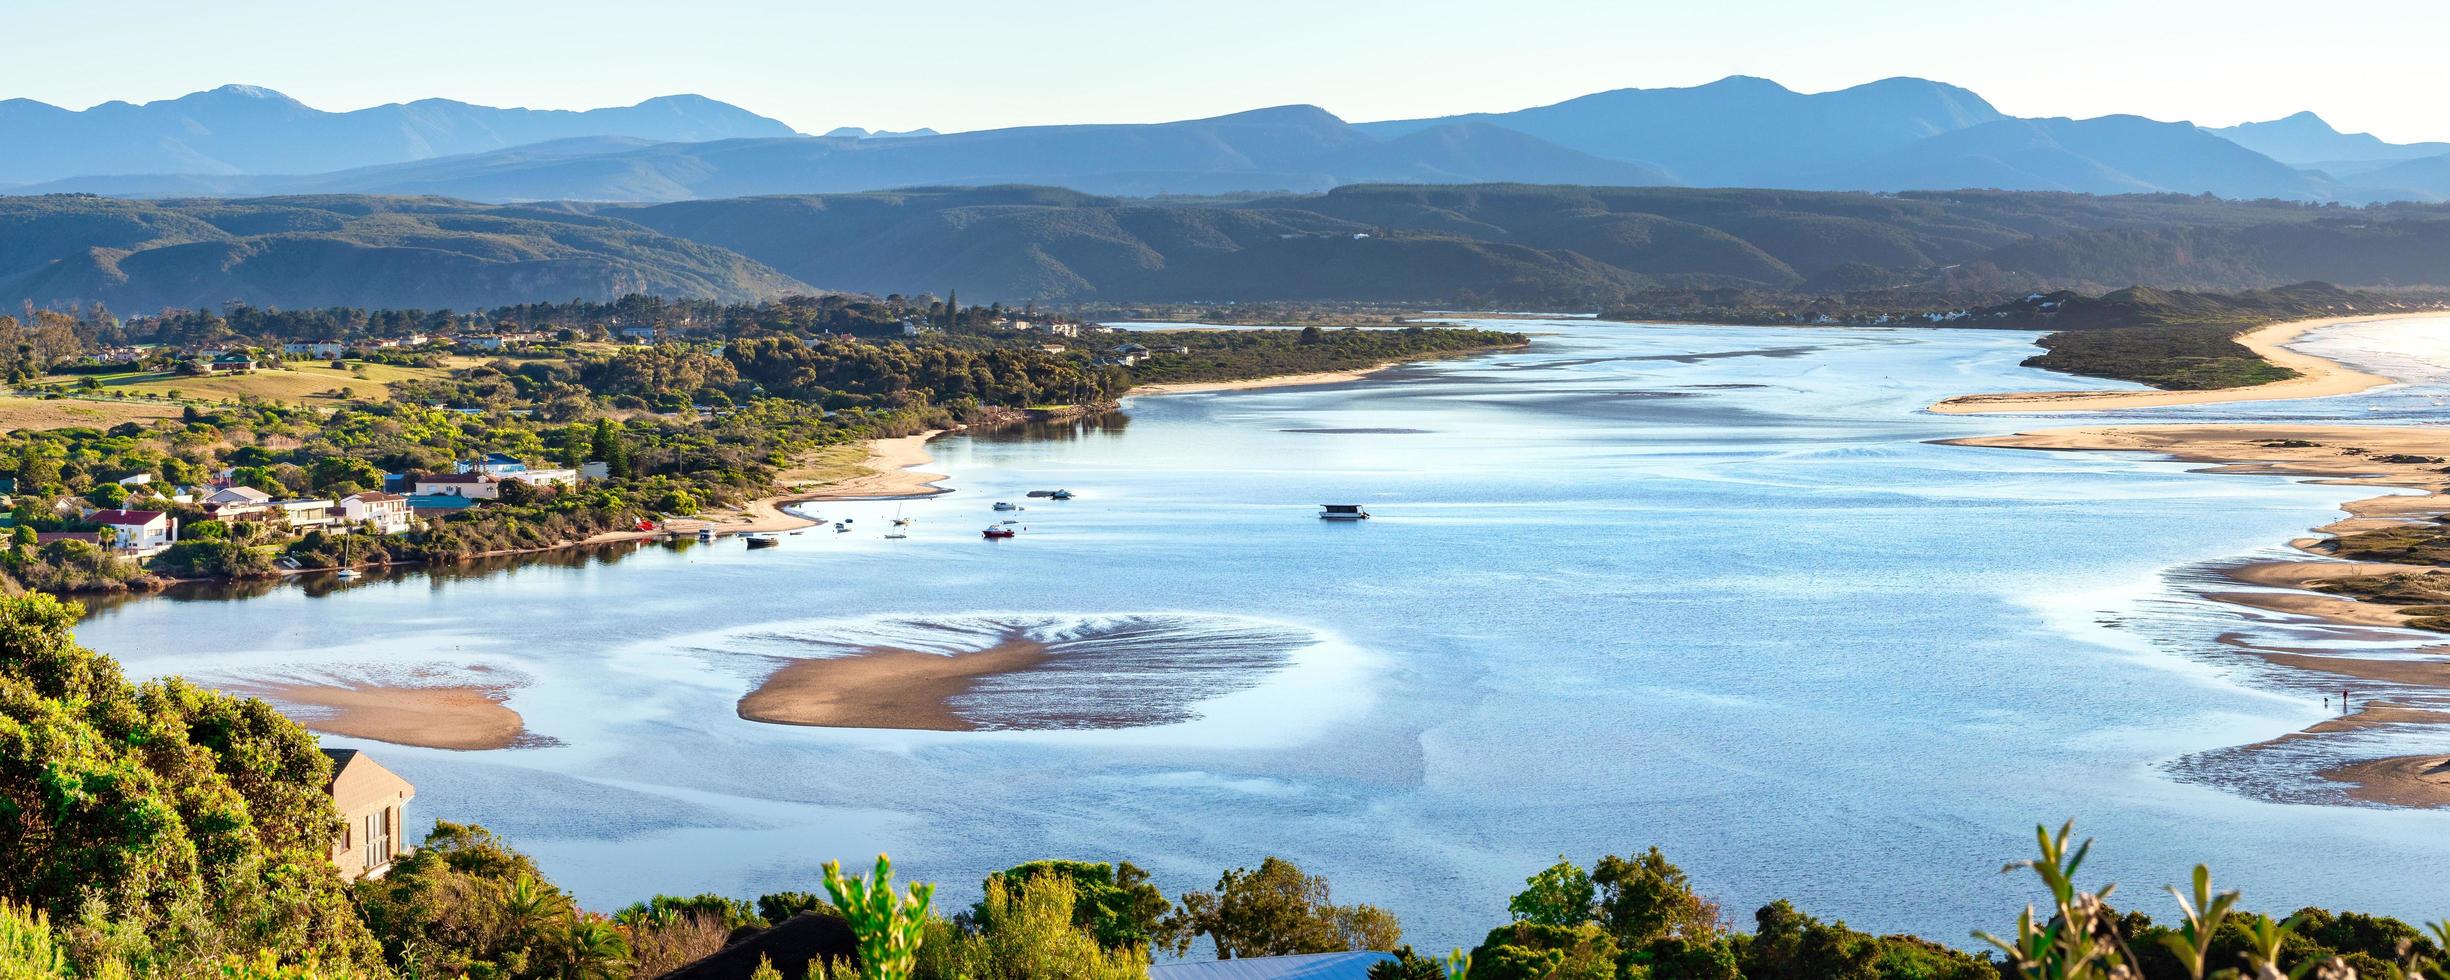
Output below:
[739,633,1052,731]
[228,679,529,751]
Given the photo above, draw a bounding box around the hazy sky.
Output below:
[7,0,2447,141]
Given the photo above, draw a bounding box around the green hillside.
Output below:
[0,194,809,310]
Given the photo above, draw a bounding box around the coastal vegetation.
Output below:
[0,294,1520,593]
[7,587,2450,977]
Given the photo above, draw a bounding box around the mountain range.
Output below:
[10,78,2450,203]
[17,184,2450,311]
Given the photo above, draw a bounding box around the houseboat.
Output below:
[1319,504,1370,521]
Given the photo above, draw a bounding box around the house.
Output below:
[413,472,499,499]
[284,341,345,358]
[1045,322,1080,338]
[89,509,177,556]
[202,485,275,519]
[337,491,414,534]
[662,912,857,980]
[1148,952,1397,980]
[456,453,528,476]
[1039,344,1068,353]
[617,325,658,342]
[203,353,257,374]
[505,467,577,488]
[271,498,340,529]
[324,749,413,882]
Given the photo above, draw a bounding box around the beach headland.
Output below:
[1125,344,1529,397]
[1928,314,2420,415]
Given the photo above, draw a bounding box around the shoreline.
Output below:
[1946,423,2450,807]
[1927,313,2426,415]
[1125,344,1528,397]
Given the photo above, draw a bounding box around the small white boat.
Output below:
[697,526,716,541]
[993,501,1020,512]
[335,568,360,581]
[834,522,851,533]
[884,531,908,540]
[1319,504,1370,521]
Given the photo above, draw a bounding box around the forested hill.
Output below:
[16,186,2450,311]
[0,194,808,310]
[604,184,2450,306]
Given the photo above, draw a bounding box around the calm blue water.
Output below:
[75,319,2450,947]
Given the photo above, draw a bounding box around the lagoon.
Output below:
[75,319,2450,948]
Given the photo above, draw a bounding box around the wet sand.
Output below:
[738,634,1053,731]
[1956,423,2450,806]
[1928,314,2419,414]
[2324,754,2450,807]
[227,679,530,750]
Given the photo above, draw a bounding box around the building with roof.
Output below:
[202,485,275,520]
[88,509,177,555]
[661,912,858,980]
[203,353,257,374]
[324,749,414,882]
[338,491,414,534]
[1150,952,1397,980]
[414,472,500,499]
[271,498,339,529]
[456,453,529,476]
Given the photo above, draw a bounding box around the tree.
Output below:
[1165,857,1401,959]
[308,456,384,495]
[355,822,592,978]
[1593,849,1718,948]
[982,861,1170,951]
[955,874,1147,980]
[1510,859,1596,927]
[0,592,381,973]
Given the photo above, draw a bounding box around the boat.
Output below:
[891,504,913,526]
[834,522,851,533]
[1319,504,1371,521]
[335,568,360,581]
[1025,489,1074,499]
[1000,519,1022,525]
[696,526,716,541]
[983,525,1017,539]
[993,501,1020,511]
[884,531,908,540]
[745,535,780,550]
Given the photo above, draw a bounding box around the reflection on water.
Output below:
[68,317,2450,948]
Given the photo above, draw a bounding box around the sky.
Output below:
[5,0,2448,142]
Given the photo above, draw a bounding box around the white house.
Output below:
[337,491,414,534]
[413,472,499,499]
[456,453,528,476]
[505,468,577,488]
[284,341,346,358]
[202,485,275,519]
[89,509,177,556]
[272,498,340,529]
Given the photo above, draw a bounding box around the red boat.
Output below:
[982,526,1017,539]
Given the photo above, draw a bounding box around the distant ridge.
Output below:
[0,85,799,184]
[11,76,2450,204]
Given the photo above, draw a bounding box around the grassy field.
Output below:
[770,442,871,488]
[37,360,451,406]
[0,395,184,431]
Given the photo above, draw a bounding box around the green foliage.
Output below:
[1164,856,1402,959]
[983,861,1171,950]
[1121,327,1524,388]
[0,900,72,978]
[354,821,614,979]
[0,592,380,974]
[953,874,1149,980]
[1594,849,1722,949]
[1468,922,1621,980]
[1511,859,1599,928]
[758,890,839,926]
[824,854,936,980]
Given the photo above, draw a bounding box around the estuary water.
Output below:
[74,319,2450,947]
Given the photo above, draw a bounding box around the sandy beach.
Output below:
[738,633,1053,731]
[577,429,951,546]
[1927,314,2423,414]
[224,678,531,751]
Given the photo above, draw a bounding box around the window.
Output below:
[364,809,392,871]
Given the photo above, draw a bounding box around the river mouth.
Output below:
[720,613,1324,732]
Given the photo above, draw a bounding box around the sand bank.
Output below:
[227,678,530,751]
[1126,344,1527,397]
[594,429,950,545]
[2324,754,2450,808]
[738,633,1051,731]
[1927,314,2426,414]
